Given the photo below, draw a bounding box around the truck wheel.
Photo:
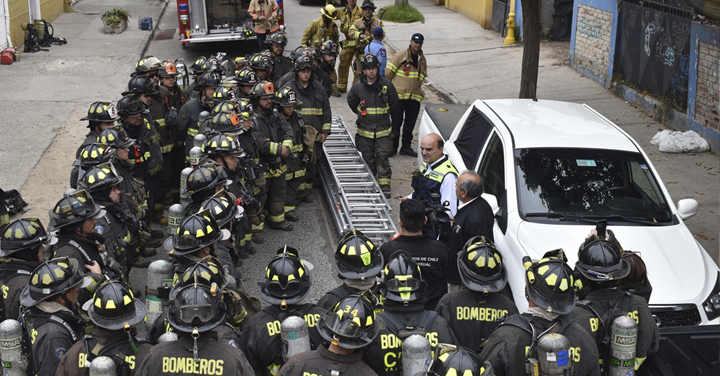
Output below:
[298,0,306,5]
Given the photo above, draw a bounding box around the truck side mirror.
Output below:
[481,193,499,216]
[677,198,698,220]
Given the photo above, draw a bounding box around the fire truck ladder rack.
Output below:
[319,116,398,246]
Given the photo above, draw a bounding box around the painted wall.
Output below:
[445,0,493,28]
[569,0,618,87]
[687,22,720,143]
[8,0,64,49]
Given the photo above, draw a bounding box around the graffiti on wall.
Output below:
[579,17,603,39]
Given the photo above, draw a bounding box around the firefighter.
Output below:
[159,60,187,204]
[0,218,56,321]
[337,0,363,93]
[320,40,341,96]
[166,211,231,277]
[309,46,333,97]
[283,56,332,199]
[274,86,308,222]
[435,237,519,353]
[181,71,221,156]
[199,190,246,280]
[55,280,152,376]
[278,294,380,376]
[239,247,326,376]
[347,53,398,197]
[49,190,115,283]
[135,283,255,375]
[386,33,427,156]
[364,251,457,376]
[184,162,231,215]
[250,53,274,82]
[571,230,660,373]
[316,230,383,311]
[183,56,210,99]
[19,257,87,376]
[426,345,494,376]
[71,143,108,189]
[249,0,280,51]
[160,60,186,111]
[302,4,339,48]
[78,163,139,273]
[348,0,384,84]
[236,68,259,99]
[266,31,293,79]
[480,252,601,376]
[249,80,295,231]
[76,102,119,159]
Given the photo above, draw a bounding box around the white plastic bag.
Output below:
[650,130,710,153]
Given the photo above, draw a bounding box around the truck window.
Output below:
[455,109,494,170]
[477,132,505,202]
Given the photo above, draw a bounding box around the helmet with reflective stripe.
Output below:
[266,31,288,46]
[576,234,630,282]
[0,217,56,257]
[458,236,507,293]
[382,250,427,302]
[73,143,108,169]
[47,190,106,231]
[171,210,224,256]
[360,53,381,69]
[294,55,314,72]
[249,80,275,99]
[318,295,378,349]
[80,102,119,123]
[167,283,226,333]
[85,280,147,330]
[274,86,304,107]
[334,230,382,280]
[249,54,272,71]
[133,56,163,76]
[79,162,123,195]
[321,40,338,55]
[258,246,312,305]
[430,345,493,376]
[524,250,576,315]
[97,126,135,148]
[158,60,180,77]
[191,56,210,75]
[20,257,86,307]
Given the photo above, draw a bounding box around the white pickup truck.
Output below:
[418,99,719,374]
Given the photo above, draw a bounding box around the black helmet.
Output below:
[20,257,86,307]
[122,75,158,96]
[211,100,236,116]
[249,54,272,71]
[194,72,222,91]
[79,162,123,195]
[209,112,243,133]
[206,58,223,73]
[158,60,180,78]
[0,217,57,257]
[170,211,226,256]
[320,40,338,55]
[190,56,210,75]
[382,250,428,303]
[360,53,380,69]
[173,256,230,298]
[290,46,305,62]
[133,56,163,76]
[167,283,226,333]
[249,81,276,99]
[80,102,119,123]
[335,230,383,280]
[294,55,314,72]
[236,98,256,121]
[73,143,108,169]
[429,345,493,376]
[318,295,378,349]
[266,31,288,46]
[47,190,106,231]
[458,236,507,294]
[258,246,312,306]
[234,56,249,71]
[116,96,147,117]
[274,86,304,107]
[85,280,147,330]
[186,163,230,197]
[523,251,576,315]
[97,126,135,148]
[235,68,259,87]
[208,87,235,107]
[199,190,238,228]
[361,0,377,10]
[576,236,630,282]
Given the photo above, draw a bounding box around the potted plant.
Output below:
[101,7,130,34]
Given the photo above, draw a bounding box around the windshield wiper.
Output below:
[524,213,662,226]
[583,214,662,226]
[523,212,598,224]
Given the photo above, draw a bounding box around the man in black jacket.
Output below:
[379,199,449,310]
[445,170,494,292]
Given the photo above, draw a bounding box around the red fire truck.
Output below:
[176,0,285,48]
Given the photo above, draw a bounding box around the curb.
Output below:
[138,0,171,58]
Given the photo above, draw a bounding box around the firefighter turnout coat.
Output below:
[385,47,427,103]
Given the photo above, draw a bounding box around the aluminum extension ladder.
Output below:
[318,116,398,246]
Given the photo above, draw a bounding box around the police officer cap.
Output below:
[411,33,424,43]
[372,26,384,39]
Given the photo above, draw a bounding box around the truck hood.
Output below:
[516,221,708,305]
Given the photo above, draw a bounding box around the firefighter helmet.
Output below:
[258,246,312,305]
[430,345,493,376]
[524,251,576,315]
[266,31,288,46]
[321,4,338,19]
[47,190,106,231]
[85,280,147,330]
[170,211,226,256]
[236,98,256,120]
[116,96,147,117]
[199,190,238,229]
[209,112,242,133]
[318,295,378,349]
[211,100,236,116]
[234,56,249,71]
[274,86,303,107]
[194,72,222,91]
[79,162,123,195]
[167,283,226,333]
[122,75,158,96]
[206,58,223,73]
[235,67,259,87]
[335,230,383,280]
[294,55,314,72]
[0,217,57,257]
[361,0,377,10]
[190,56,210,75]
[576,236,630,282]
[73,143,108,168]
[360,53,381,69]
[249,81,276,99]
[382,251,428,303]
[290,46,305,62]
[97,126,135,148]
[249,54,272,71]
[320,40,338,55]
[173,256,230,298]
[80,102,119,123]
[204,133,243,158]
[20,257,86,307]
[186,162,230,197]
[458,236,507,294]
[208,87,236,106]
[133,56,163,75]
[158,60,180,77]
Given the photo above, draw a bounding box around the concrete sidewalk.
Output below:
[375,0,718,258]
[0,0,169,215]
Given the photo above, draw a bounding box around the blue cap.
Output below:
[411,33,424,42]
[372,26,384,39]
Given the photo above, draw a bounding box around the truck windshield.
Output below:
[514,148,673,224]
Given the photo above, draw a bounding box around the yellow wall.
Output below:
[7,0,66,49]
[445,0,493,29]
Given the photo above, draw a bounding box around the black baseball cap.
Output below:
[411,33,424,43]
